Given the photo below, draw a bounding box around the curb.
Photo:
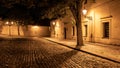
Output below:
[45,38,120,64]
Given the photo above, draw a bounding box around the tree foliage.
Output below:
[0,0,73,21]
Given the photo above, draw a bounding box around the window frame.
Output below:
[101,18,111,39]
[72,26,75,36]
[84,25,88,37]
[103,22,109,38]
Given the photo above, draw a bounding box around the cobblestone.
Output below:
[0,37,119,68]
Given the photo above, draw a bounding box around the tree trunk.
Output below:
[69,0,84,49]
[18,25,20,36]
[76,12,84,48]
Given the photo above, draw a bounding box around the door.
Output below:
[64,28,67,39]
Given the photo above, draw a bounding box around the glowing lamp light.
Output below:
[82,9,87,15]
[6,21,9,24]
[11,21,14,24]
[52,22,55,25]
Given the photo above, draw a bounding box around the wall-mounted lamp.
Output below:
[82,9,92,20]
[11,21,14,25]
[6,21,14,25]
[82,9,87,15]
[52,22,55,25]
[6,21,9,25]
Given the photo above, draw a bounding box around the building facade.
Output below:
[51,0,120,45]
[82,0,120,45]
[50,9,77,40]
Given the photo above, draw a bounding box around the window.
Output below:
[103,22,109,38]
[84,25,87,37]
[72,26,75,36]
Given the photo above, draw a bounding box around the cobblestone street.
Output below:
[0,37,120,68]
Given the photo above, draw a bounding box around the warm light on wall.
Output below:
[32,26,39,29]
[56,21,59,27]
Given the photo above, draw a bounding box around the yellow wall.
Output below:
[50,16,76,40]
[1,25,50,37]
[83,0,120,45]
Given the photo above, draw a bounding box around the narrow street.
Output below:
[0,37,119,68]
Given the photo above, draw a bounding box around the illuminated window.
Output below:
[103,22,109,38]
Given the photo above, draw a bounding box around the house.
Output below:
[50,0,120,45]
[50,9,77,40]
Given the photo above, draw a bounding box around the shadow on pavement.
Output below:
[36,50,78,68]
[22,50,78,68]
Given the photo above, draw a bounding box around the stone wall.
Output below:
[1,25,50,37]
